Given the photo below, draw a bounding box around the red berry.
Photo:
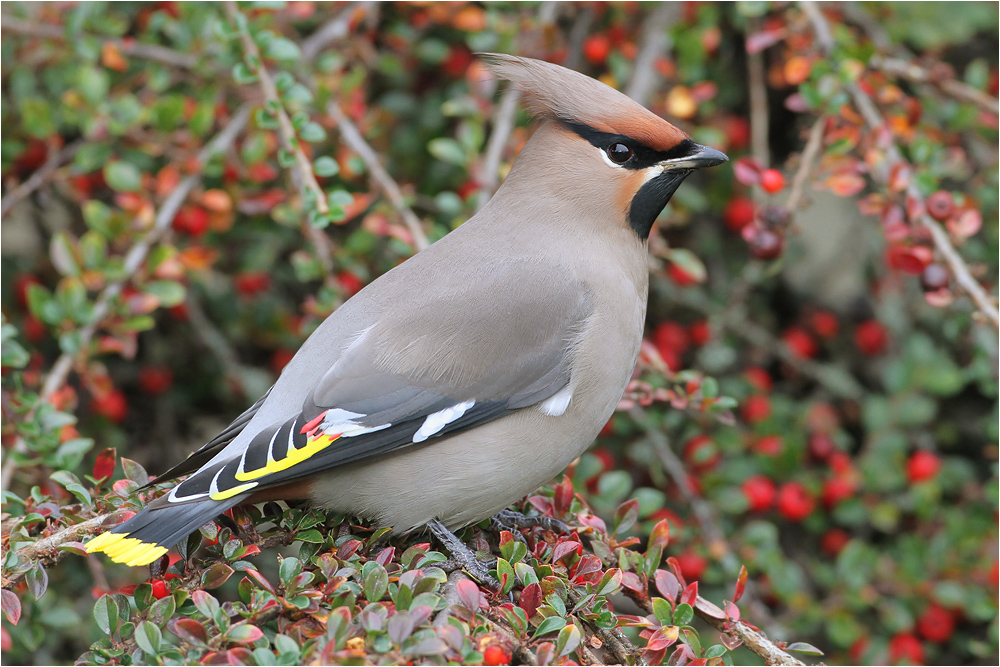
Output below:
[234,271,271,297]
[777,482,814,521]
[167,303,189,321]
[722,116,751,151]
[760,169,785,194]
[13,138,48,175]
[747,227,784,259]
[247,162,279,183]
[742,475,776,512]
[820,528,850,557]
[91,390,128,423]
[888,633,924,665]
[138,366,173,395]
[809,311,839,339]
[808,432,835,461]
[854,320,888,356]
[753,434,783,456]
[482,645,511,666]
[782,327,818,359]
[582,34,611,65]
[744,367,773,393]
[653,321,689,372]
[23,315,47,343]
[688,320,711,346]
[172,206,210,236]
[916,603,955,643]
[741,394,772,424]
[926,191,954,222]
[150,579,170,599]
[907,450,941,483]
[337,271,365,297]
[723,197,756,232]
[821,476,854,508]
[683,435,720,472]
[441,46,473,78]
[675,550,707,581]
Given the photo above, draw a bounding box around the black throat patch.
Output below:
[628,170,693,239]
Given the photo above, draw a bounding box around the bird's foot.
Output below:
[427,519,502,591]
[494,509,569,535]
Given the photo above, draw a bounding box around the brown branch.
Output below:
[624,3,680,105]
[1,106,251,492]
[802,1,999,329]
[784,115,826,213]
[3,511,115,589]
[871,56,999,114]
[300,1,376,62]
[1,138,83,218]
[0,15,200,69]
[747,25,771,169]
[225,0,334,272]
[475,87,521,213]
[325,101,430,251]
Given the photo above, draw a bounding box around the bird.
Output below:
[85,53,727,575]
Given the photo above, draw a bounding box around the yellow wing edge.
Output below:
[85,532,168,567]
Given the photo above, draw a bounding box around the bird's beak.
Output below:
[658,143,729,171]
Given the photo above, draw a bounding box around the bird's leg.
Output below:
[490,516,530,545]
[427,519,502,591]
[494,509,569,534]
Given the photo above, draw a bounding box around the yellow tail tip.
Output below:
[85,532,168,566]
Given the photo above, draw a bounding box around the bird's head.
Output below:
[481,53,728,240]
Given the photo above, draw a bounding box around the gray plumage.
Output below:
[86,53,726,566]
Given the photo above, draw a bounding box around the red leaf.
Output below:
[170,617,209,645]
[655,569,680,602]
[648,518,671,551]
[553,476,574,517]
[375,546,395,566]
[1,590,21,625]
[456,577,483,611]
[732,565,748,604]
[337,539,362,560]
[947,209,982,239]
[518,582,542,619]
[680,581,698,607]
[92,447,117,482]
[553,540,583,564]
[733,157,763,185]
[243,569,276,595]
[621,571,644,593]
[665,557,687,589]
[724,600,741,622]
[498,531,513,548]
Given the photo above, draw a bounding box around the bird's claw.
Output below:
[494,509,570,534]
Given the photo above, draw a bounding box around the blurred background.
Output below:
[1,2,997,665]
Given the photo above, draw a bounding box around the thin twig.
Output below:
[0,15,200,69]
[1,107,251,492]
[784,115,826,213]
[871,56,999,114]
[475,87,521,213]
[802,1,999,329]
[1,139,83,218]
[3,511,115,588]
[225,0,334,272]
[300,1,375,62]
[630,407,735,572]
[747,27,771,168]
[624,3,679,105]
[325,101,430,251]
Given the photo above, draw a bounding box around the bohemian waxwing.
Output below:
[86,53,727,570]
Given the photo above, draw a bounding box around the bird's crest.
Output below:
[479,53,688,152]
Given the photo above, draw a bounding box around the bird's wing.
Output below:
[163,261,594,504]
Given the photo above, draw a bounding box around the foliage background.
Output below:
[1,2,997,666]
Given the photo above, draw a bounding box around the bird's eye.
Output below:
[607,143,632,164]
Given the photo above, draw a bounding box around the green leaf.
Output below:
[533,615,566,637]
[673,602,694,626]
[144,280,186,307]
[300,122,327,143]
[266,37,301,61]
[134,621,162,655]
[313,156,340,177]
[428,138,467,166]
[786,642,824,655]
[233,62,258,84]
[363,561,389,601]
[94,595,119,635]
[555,623,581,658]
[652,597,673,625]
[666,248,707,283]
[226,624,264,644]
[103,161,142,192]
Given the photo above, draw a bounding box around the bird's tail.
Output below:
[85,495,245,566]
